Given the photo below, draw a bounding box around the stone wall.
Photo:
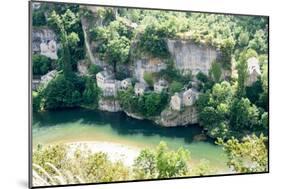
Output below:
[98,98,122,112]
[155,107,198,127]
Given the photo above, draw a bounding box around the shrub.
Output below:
[32,54,52,75]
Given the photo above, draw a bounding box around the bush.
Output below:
[138,25,170,58]
[88,64,102,76]
[41,74,85,110]
[133,141,190,179]
[143,72,154,87]
[32,11,47,26]
[32,54,52,75]
[210,62,222,83]
[169,81,183,94]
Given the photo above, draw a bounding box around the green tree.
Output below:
[105,36,130,74]
[229,98,260,131]
[169,81,183,94]
[41,74,83,109]
[82,77,100,108]
[88,64,102,76]
[33,10,47,26]
[217,134,268,173]
[196,81,234,139]
[238,31,249,47]
[32,54,52,75]
[143,72,154,87]
[32,91,42,112]
[236,50,248,97]
[133,141,190,179]
[248,30,268,53]
[210,62,222,83]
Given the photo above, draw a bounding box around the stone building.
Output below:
[134,82,148,96]
[154,79,168,93]
[170,88,199,111]
[102,80,121,97]
[170,93,183,111]
[96,70,114,89]
[121,78,132,90]
[182,88,199,106]
[246,57,261,86]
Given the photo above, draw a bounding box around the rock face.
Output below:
[155,107,198,127]
[134,58,167,83]
[32,28,58,59]
[98,98,122,112]
[167,39,219,75]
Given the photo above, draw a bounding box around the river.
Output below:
[32,108,228,171]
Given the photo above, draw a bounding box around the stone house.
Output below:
[170,93,183,111]
[182,88,199,106]
[121,78,132,90]
[102,80,121,97]
[154,79,168,93]
[134,82,148,96]
[170,88,199,111]
[96,70,114,89]
[246,57,261,86]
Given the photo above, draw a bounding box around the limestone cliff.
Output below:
[32,27,59,59]
[167,39,220,75]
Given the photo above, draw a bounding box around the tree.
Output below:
[238,31,249,47]
[143,72,154,87]
[105,36,130,74]
[32,91,42,112]
[32,54,52,75]
[48,9,84,75]
[82,77,100,108]
[88,64,102,76]
[133,141,190,179]
[169,81,183,94]
[33,10,47,26]
[229,98,260,131]
[196,81,234,139]
[248,30,268,53]
[41,74,83,110]
[210,62,222,83]
[236,50,248,97]
[217,134,268,173]
[138,24,170,58]
[48,10,72,77]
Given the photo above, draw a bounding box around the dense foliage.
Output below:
[33,142,212,186]
[196,81,267,139]
[118,88,168,117]
[32,54,53,75]
[133,141,190,179]
[217,134,268,173]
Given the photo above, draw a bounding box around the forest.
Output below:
[31,2,269,186]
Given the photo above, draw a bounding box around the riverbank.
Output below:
[67,141,141,167]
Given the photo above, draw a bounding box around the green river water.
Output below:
[32,108,228,170]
